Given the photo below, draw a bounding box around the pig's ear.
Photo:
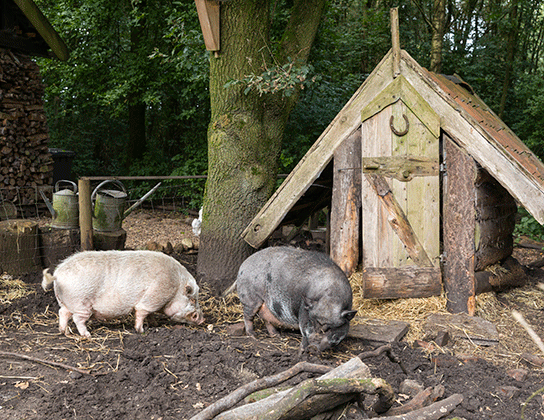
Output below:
[185,284,194,295]
[342,310,357,321]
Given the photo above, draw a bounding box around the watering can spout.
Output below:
[39,189,56,218]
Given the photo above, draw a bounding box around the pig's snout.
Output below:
[187,310,205,325]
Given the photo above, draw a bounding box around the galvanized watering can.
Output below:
[40,180,79,229]
[91,180,161,232]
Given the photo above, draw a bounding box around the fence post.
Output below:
[79,178,93,250]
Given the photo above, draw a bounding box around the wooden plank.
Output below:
[400,50,544,224]
[424,313,499,346]
[362,266,442,298]
[362,156,439,181]
[365,173,432,267]
[195,0,220,51]
[330,128,361,276]
[401,102,440,267]
[361,109,394,268]
[242,51,396,248]
[348,318,409,344]
[443,135,476,314]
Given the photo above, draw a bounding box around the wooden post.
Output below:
[443,135,476,315]
[330,128,362,277]
[79,178,93,251]
[390,7,400,78]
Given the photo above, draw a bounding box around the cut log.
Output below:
[0,219,41,274]
[93,229,126,251]
[40,227,80,268]
[474,256,527,294]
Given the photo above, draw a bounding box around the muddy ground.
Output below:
[1,211,544,419]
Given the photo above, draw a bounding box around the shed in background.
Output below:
[242,42,544,315]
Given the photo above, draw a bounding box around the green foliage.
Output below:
[514,208,544,242]
[225,59,319,98]
[35,0,209,180]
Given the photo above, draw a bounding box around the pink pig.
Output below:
[42,250,205,337]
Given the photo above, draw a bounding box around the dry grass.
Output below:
[0,273,35,305]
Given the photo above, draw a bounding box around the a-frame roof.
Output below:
[242,49,544,248]
[1,0,68,60]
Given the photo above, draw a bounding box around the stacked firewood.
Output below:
[0,48,53,203]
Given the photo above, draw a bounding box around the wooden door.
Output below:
[360,77,442,298]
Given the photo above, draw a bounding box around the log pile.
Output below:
[0,47,53,203]
[190,346,463,420]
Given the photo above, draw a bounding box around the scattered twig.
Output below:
[189,361,332,420]
[0,351,91,376]
[357,344,408,374]
[512,310,544,356]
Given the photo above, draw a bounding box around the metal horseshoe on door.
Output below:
[390,114,410,136]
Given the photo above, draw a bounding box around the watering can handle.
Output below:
[55,180,78,193]
[91,179,127,202]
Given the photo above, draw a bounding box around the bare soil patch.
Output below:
[1,210,544,419]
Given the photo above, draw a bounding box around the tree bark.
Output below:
[429,0,446,73]
[197,0,326,294]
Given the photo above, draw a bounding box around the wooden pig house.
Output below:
[241,47,544,315]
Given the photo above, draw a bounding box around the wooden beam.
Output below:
[390,7,400,78]
[13,0,69,60]
[442,135,476,315]
[78,178,93,251]
[330,128,361,276]
[362,156,439,182]
[195,0,220,51]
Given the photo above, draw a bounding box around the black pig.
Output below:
[236,246,357,354]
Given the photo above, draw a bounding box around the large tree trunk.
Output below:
[197,0,326,295]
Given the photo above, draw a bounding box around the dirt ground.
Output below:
[2,210,544,419]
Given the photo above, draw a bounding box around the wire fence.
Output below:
[0,177,206,277]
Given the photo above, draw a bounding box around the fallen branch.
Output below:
[376,393,463,420]
[189,361,332,420]
[358,344,408,374]
[0,351,91,376]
